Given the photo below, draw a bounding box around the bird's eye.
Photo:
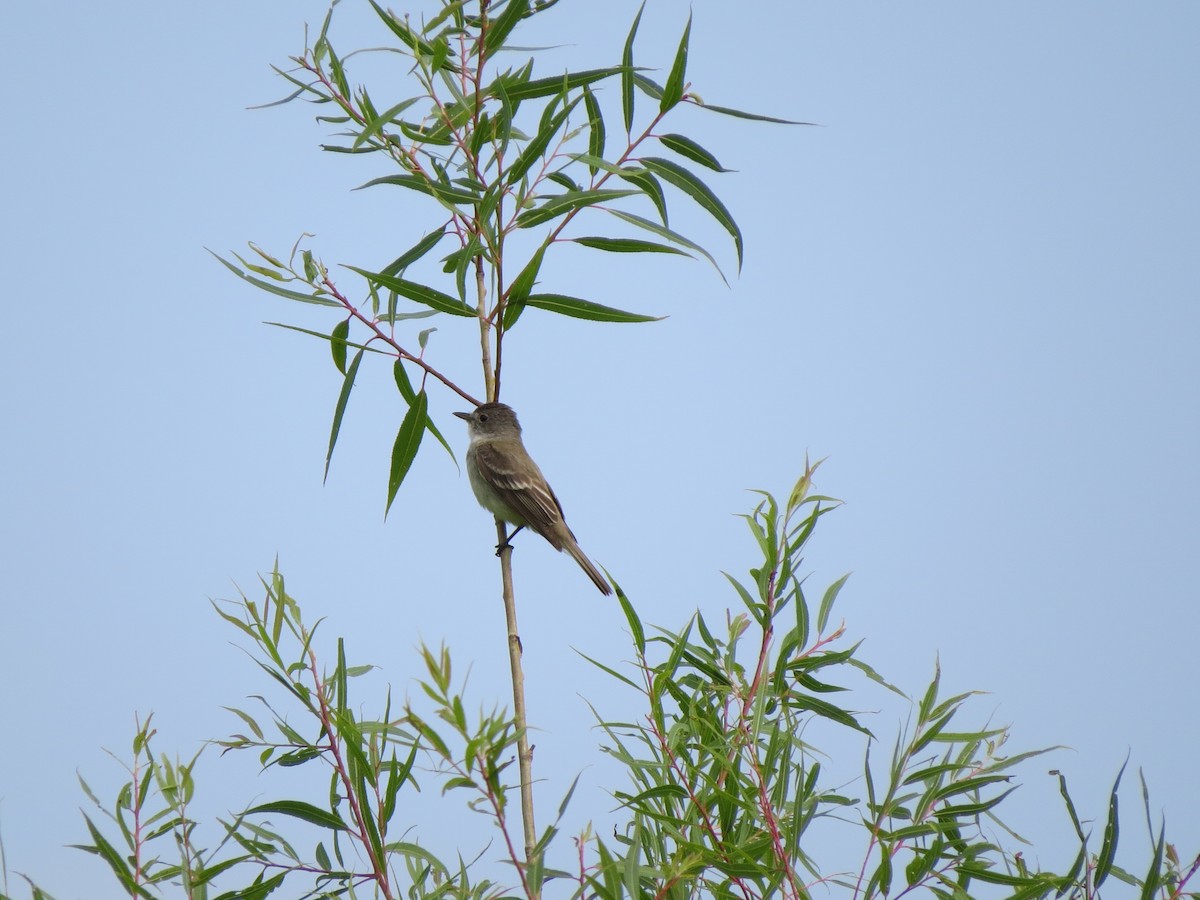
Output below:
[478,413,488,422]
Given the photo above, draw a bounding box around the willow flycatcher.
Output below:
[454,403,611,595]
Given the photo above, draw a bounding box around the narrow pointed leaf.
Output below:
[787,692,872,735]
[385,390,428,518]
[246,800,347,831]
[660,14,691,112]
[604,208,726,283]
[547,170,580,191]
[423,0,468,33]
[210,250,339,307]
[483,0,530,56]
[641,156,743,270]
[355,174,480,206]
[1140,820,1166,900]
[568,153,661,217]
[507,96,580,185]
[616,167,668,224]
[515,188,637,228]
[353,96,421,148]
[1095,758,1127,888]
[571,236,689,257]
[633,74,663,100]
[393,360,456,464]
[330,319,351,374]
[695,100,815,125]
[817,572,850,633]
[525,293,661,323]
[381,228,447,278]
[247,84,307,110]
[583,85,604,174]
[265,322,387,356]
[502,245,545,330]
[349,267,474,317]
[368,0,458,71]
[621,4,644,132]
[325,349,364,483]
[501,66,630,101]
[659,133,730,172]
[615,584,645,655]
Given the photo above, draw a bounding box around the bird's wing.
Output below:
[472,441,568,549]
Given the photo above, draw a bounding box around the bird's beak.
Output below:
[453,411,472,421]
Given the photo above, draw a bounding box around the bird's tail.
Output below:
[565,539,612,595]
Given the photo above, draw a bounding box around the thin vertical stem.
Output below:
[496,520,539,892]
[476,258,495,403]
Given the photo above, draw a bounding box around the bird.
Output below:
[454,402,612,595]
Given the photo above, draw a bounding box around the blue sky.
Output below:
[2,1,1197,896]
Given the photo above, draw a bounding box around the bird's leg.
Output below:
[494,524,526,556]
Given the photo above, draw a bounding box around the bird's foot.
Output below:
[493,524,526,556]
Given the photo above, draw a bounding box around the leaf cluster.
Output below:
[217,0,806,509]
[8,481,1199,899]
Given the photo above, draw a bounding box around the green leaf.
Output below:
[633,73,663,100]
[380,228,447,278]
[659,133,730,172]
[352,96,421,148]
[383,743,420,824]
[325,43,350,99]
[616,166,668,224]
[368,0,457,71]
[385,390,428,518]
[246,800,347,831]
[325,349,364,483]
[194,854,254,886]
[507,95,581,185]
[695,99,814,125]
[660,14,691,112]
[930,774,1013,803]
[349,267,475,317]
[73,815,151,897]
[393,360,456,465]
[787,692,871,736]
[396,120,455,146]
[525,293,661,323]
[328,320,349,375]
[355,173,480,207]
[320,143,381,155]
[502,245,546,330]
[276,747,321,767]
[423,0,468,34]
[223,706,265,742]
[483,0,530,56]
[583,85,605,174]
[1140,819,1166,900]
[1095,757,1127,888]
[576,650,641,690]
[621,784,688,809]
[500,66,630,102]
[248,83,307,110]
[621,4,644,132]
[1052,770,1086,842]
[604,208,726,283]
[210,250,339,307]
[641,157,743,270]
[546,170,579,191]
[572,236,689,257]
[265,322,387,357]
[817,572,850,633]
[516,188,637,228]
